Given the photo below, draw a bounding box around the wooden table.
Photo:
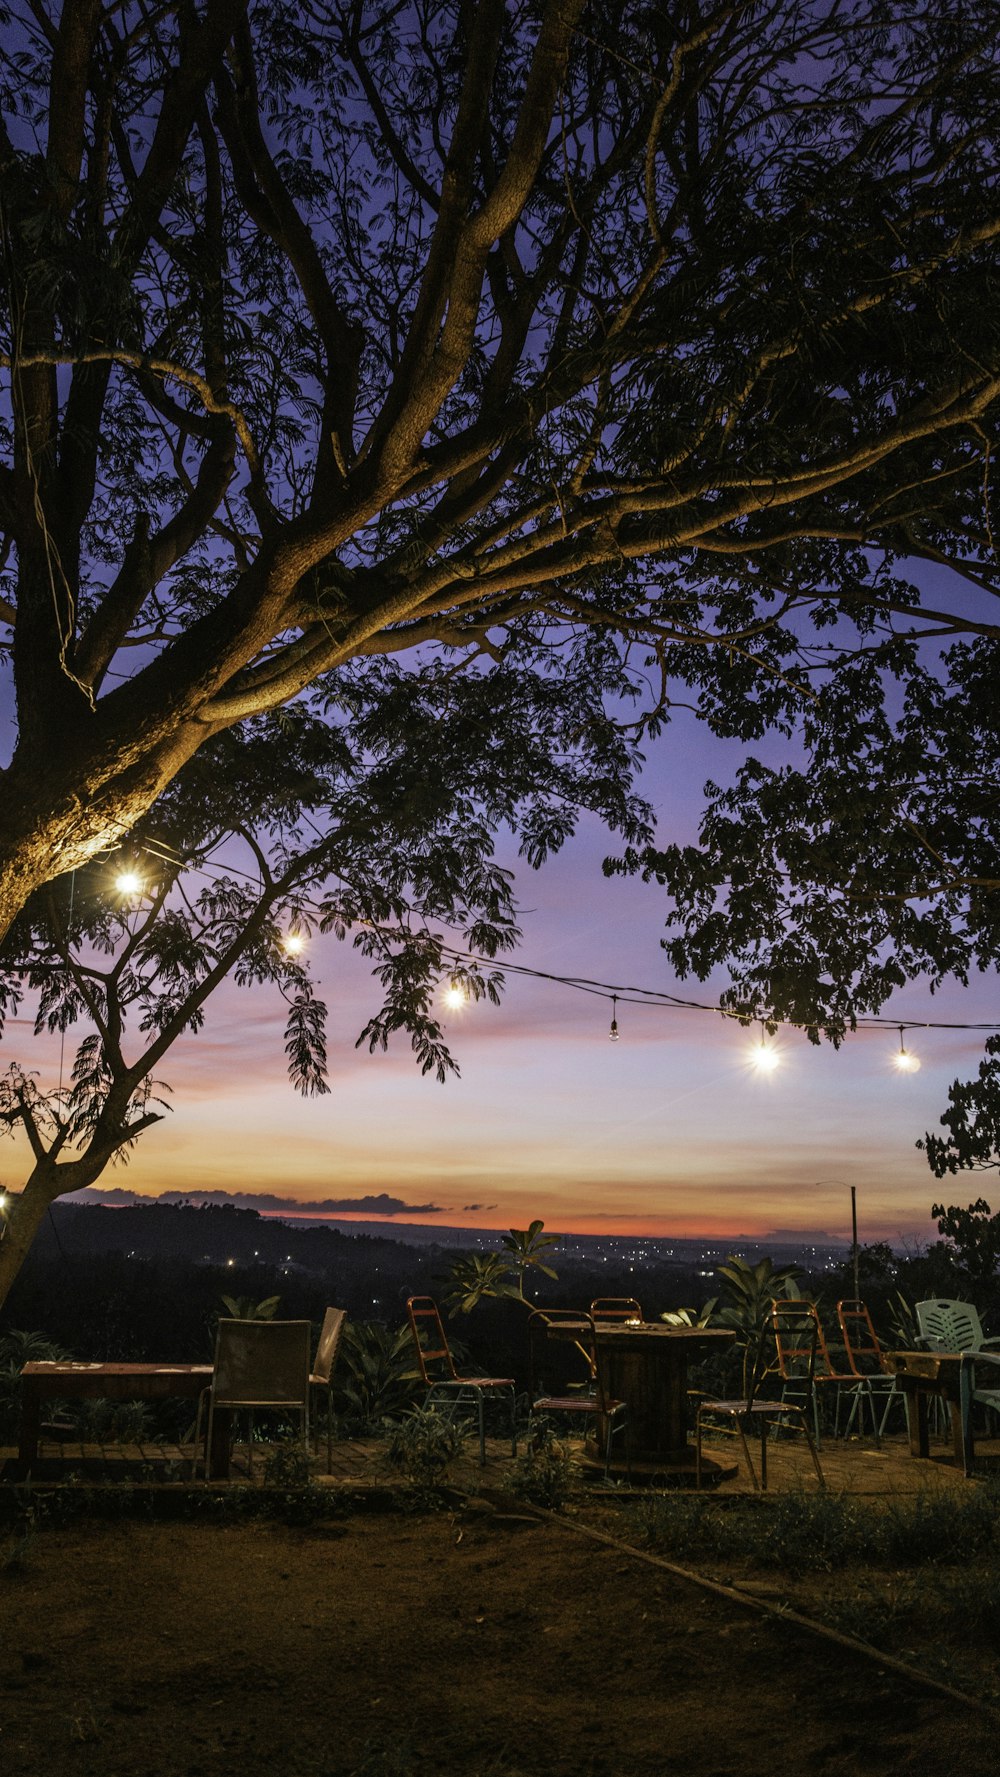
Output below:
[882,1350,967,1469]
[551,1322,736,1478]
[17,1361,225,1474]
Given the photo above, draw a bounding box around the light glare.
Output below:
[892,1047,920,1073]
[750,1041,781,1074]
[282,933,306,956]
[443,984,466,1010]
[115,870,142,895]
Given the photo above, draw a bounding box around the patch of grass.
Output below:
[634,1483,1000,1575]
[819,1575,920,1645]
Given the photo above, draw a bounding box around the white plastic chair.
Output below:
[915,1299,1000,1355]
[917,1298,1000,1442]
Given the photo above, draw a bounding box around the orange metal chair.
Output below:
[527,1309,630,1481]
[695,1318,824,1491]
[836,1298,907,1438]
[589,1297,643,1323]
[772,1299,877,1442]
[405,1296,516,1466]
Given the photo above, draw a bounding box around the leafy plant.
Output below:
[712,1256,805,1392]
[334,1323,423,1433]
[504,1422,578,1511]
[219,1294,281,1321]
[0,1329,71,1435]
[442,1221,561,1316]
[885,1290,923,1350]
[385,1405,465,1498]
[660,1302,718,1329]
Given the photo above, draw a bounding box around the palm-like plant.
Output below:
[712,1256,804,1393]
[334,1323,424,1433]
[442,1221,561,1316]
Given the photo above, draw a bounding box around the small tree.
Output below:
[442,1221,562,1316]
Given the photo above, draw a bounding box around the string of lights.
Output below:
[102,839,1000,1076]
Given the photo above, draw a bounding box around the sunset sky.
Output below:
[6,691,991,1256]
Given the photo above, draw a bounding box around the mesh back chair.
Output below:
[310,1307,347,1474]
[772,1298,877,1442]
[527,1309,629,1481]
[836,1299,906,1437]
[195,1319,311,1479]
[590,1297,643,1324]
[695,1317,825,1491]
[405,1296,516,1466]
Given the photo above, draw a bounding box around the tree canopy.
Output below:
[1,0,1000,948]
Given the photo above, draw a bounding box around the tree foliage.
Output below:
[1,0,999,947]
[0,669,643,1307]
[927,1197,1000,1288]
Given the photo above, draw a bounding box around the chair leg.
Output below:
[327,1387,333,1476]
[797,1409,825,1487]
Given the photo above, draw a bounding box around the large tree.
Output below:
[1,0,1000,945]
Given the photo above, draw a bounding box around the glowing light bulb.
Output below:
[750,1038,781,1074]
[282,932,306,956]
[893,1028,920,1072]
[115,869,142,895]
[443,982,466,1011]
[0,1191,8,1211]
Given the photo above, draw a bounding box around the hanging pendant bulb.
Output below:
[609,994,620,1041]
[892,1026,920,1073]
[750,1020,780,1073]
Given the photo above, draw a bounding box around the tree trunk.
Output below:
[0,1176,61,1313]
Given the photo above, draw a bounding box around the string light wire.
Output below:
[102,837,1000,1043]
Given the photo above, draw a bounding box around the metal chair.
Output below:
[695,1317,824,1491]
[310,1306,347,1474]
[836,1298,907,1437]
[527,1309,629,1482]
[194,1318,311,1479]
[405,1295,516,1466]
[590,1297,643,1324]
[772,1298,878,1442]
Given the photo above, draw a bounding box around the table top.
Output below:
[883,1349,962,1378]
[551,1320,735,1346]
[22,1362,212,1378]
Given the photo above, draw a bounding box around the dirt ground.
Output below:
[2,1503,999,1777]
